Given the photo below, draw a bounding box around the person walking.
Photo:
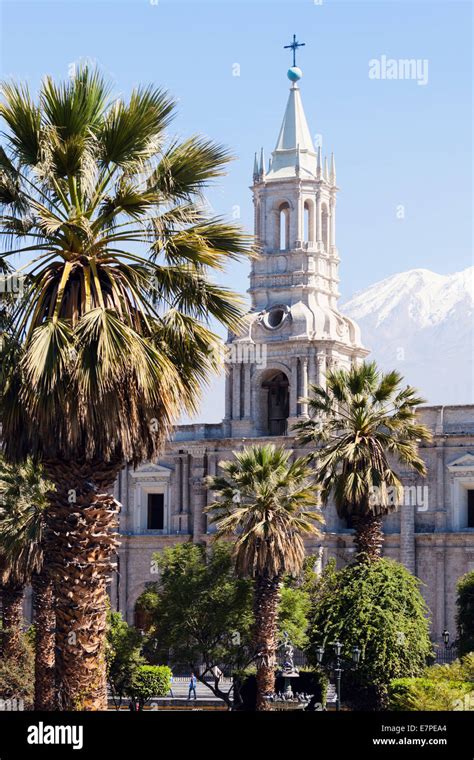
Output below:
[188,672,197,701]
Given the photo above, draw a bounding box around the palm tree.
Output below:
[205,444,323,710]
[295,361,432,562]
[0,67,252,709]
[0,457,55,709]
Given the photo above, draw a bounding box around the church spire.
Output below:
[266,39,316,181]
[259,147,266,180]
[330,152,336,184]
[253,152,259,182]
[316,145,322,179]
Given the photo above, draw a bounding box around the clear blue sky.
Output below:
[1,0,472,421]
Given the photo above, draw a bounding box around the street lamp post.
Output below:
[442,629,450,649]
[315,642,362,712]
[333,641,342,711]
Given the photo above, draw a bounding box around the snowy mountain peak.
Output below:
[343,267,473,329]
[341,267,473,405]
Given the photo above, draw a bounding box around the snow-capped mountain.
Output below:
[341,267,474,405]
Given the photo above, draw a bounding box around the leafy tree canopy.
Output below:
[307,558,433,708]
[142,542,254,675]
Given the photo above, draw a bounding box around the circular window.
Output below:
[263,306,289,330]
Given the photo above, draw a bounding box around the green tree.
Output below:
[205,444,323,710]
[307,558,433,709]
[129,665,171,711]
[0,67,251,709]
[456,570,474,656]
[295,362,431,562]
[0,457,55,710]
[277,555,321,651]
[143,542,254,709]
[105,610,144,710]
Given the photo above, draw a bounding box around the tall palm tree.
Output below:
[295,361,432,562]
[0,456,55,710]
[205,444,323,710]
[0,67,252,709]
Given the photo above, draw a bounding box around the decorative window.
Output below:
[129,463,172,534]
[262,304,290,331]
[447,455,474,531]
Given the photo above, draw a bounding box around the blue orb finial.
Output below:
[287,66,303,83]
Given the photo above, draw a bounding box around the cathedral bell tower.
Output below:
[224,41,368,439]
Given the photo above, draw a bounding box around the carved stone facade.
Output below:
[112,406,474,643]
[112,70,474,646]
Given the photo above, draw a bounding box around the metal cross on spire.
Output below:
[284,34,305,67]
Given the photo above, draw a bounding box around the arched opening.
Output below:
[278,202,290,251]
[321,203,329,251]
[303,200,314,244]
[262,371,289,436]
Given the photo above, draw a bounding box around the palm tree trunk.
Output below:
[32,569,56,710]
[1,582,24,660]
[253,575,281,711]
[352,513,384,562]
[43,458,121,711]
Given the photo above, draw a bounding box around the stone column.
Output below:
[206,453,218,506]
[261,195,267,250]
[224,366,233,420]
[190,451,207,540]
[300,357,308,416]
[205,453,218,534]
[330,199,336,248]
[308,348,317,390]
[169,454,181,532]
[435,446,448,531]
[290,356,298,418]
[232,363,241,420]
[316,193,322,242]
[317,354,327,390]
[400,499,415,574]
[244,363,252,418]
[181,453,190,533]
[435,547,446,640]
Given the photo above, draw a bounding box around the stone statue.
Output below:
[279,631,296,673]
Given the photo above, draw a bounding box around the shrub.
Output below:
[389,653,474,711]
[424,653,474,683]
[129,665,172,710]
[389,677,473,711]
